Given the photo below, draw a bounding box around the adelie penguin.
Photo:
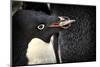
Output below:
[12,10,75,66]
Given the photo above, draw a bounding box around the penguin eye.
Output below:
[37,24,45,30]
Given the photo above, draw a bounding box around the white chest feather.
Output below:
[26,36,56,65]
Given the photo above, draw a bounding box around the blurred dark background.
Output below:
[12,1,96,63]
[50,4,96,63]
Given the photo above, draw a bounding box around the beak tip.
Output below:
[69,20,76,23]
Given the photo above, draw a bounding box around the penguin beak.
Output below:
[48,17,76,29]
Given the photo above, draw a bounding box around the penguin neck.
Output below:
[33,34,53,43]
[26,35,56,64]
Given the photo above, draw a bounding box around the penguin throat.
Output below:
[33,34,53,43]
[26,35,56,64]
[29,35,54,46]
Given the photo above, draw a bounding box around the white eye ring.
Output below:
[37,24,45,30]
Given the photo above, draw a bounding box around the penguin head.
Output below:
[13,10,75,42]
